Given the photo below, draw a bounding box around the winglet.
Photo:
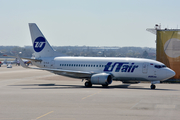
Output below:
[15,54,29,68]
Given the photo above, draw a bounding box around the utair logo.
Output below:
[33,37,46,52]
[103,62,138,73]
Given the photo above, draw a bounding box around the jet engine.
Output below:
[90,73,112,85]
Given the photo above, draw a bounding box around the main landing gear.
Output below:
[84,81,109,88]
[150,84,156,89]
[102,84,108,87]
[85,81,92,87]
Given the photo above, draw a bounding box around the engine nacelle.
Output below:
[91,73,112,85]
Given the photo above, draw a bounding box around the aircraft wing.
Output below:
[16,55,93,78]
[32,67,93,78]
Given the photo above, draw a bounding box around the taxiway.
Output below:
[0,65,180,120]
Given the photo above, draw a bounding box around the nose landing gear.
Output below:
[150,81,160,89]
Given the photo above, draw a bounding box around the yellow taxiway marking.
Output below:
[82,90,102,100]
[35,111,54,120]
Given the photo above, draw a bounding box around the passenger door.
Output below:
[142,63,148,74]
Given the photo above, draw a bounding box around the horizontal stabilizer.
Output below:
[22,57,42,62]
[16,54,29,68]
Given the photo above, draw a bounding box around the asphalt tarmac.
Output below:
[0,65,180,120]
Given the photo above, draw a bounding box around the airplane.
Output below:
[17,23,175,89]
[0,61,2,67]
[0,59,5,67]
[0,56,31,66]
[16,59,32,66]
[0,58,8,67]
[3,58,17,65]
[0,58,16,68]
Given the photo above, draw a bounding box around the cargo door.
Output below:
[50,60,55,68]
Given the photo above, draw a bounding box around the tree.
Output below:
[142,50,149,58]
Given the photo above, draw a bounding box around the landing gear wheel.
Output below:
[150,84,156,89]
[102,84,108,87]
[85,81,92,87]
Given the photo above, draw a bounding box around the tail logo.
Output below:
[33,37,46,52]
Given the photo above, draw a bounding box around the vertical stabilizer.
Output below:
[3,58,7,64]
[29,23,55,58]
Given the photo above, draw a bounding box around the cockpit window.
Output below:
[154,65,166,69]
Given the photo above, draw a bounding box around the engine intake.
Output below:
[91,73,112,85]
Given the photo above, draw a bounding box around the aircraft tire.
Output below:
[150,84,156,89]
[85,81,92,87]
[102,84,108,88]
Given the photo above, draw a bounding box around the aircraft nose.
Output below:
[166,69,176,78]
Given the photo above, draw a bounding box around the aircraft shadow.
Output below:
[9,83,178,91]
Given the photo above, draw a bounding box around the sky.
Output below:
[0,0,180,48]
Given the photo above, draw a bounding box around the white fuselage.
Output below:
[32,56,174,82]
